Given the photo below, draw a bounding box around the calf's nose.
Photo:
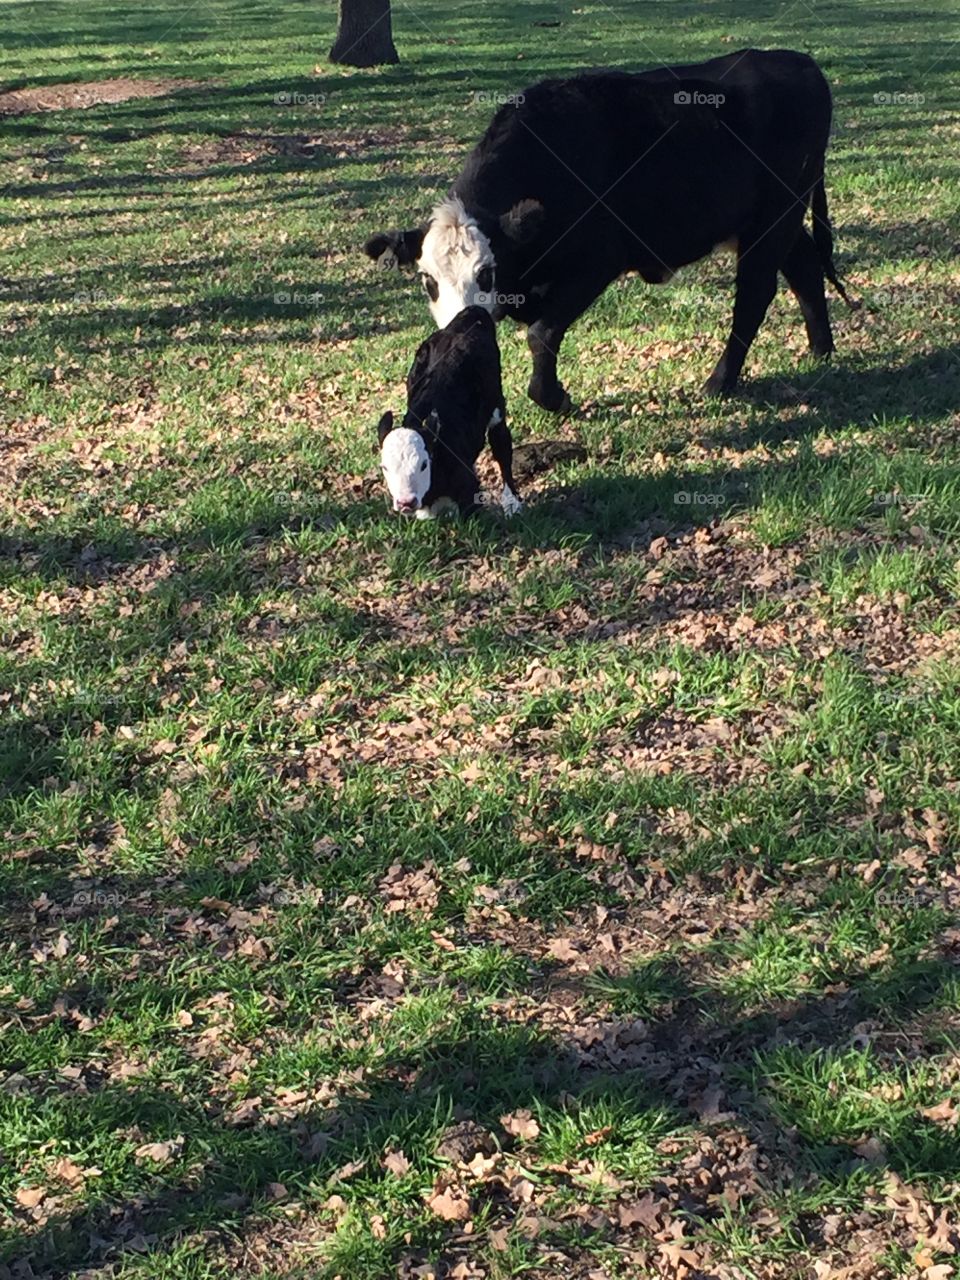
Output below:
[395,497,419,513]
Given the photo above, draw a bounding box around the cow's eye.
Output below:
[420,461,428,472]
[477,265,494,293]
[421,274,439,302]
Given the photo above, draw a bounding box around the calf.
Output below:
[377,306,522,519]
[365,49,852,410]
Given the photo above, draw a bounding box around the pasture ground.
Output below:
[1,1,959,1276]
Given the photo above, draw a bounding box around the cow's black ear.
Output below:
[423,409,441,440]
[377,411,394,446]
[364,227,425,268]
[500,199,545,244]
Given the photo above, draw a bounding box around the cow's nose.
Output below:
[395,497,419,514]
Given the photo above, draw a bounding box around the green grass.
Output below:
[2,1,960,1276]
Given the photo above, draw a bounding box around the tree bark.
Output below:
[329,0,399,67]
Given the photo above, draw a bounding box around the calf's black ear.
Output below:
[364,227,425,268]
[376,411,394,447]
[500,199,545,244]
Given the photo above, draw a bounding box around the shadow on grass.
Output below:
[3,944,957,1276]
[2,369,958,801]
[700,341,960,451]
[6,336,960,570]
[0,271,400,354]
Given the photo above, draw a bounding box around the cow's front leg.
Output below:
[525,268,616,411]
[527,321,570,412]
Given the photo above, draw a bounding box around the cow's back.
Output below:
[454,50,833,277]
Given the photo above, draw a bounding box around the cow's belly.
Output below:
[637,264,677,284]
[630,227,740,280]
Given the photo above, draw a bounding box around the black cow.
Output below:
[365,49,851,410]
[377,306,521,519]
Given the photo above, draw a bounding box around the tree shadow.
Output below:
[0,276,396,356]
[3,937,957,1276]
[699,342,960,451]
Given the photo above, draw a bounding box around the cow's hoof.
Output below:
[528,380,572,413]
[703,373,736,398]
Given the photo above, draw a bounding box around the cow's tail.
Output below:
[810,174,858,309]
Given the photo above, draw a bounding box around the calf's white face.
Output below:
[379,424,431,513]
[418,197,497,327]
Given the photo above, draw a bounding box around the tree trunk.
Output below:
[329,0,399,67]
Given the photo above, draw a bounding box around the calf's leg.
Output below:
[486,406,522,516]
[424,454,481,519]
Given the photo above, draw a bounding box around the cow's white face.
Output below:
[418,197,497,327]
[380,426,431,513]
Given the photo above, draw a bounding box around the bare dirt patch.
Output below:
[176,126,410,170]
[0,77,206,115]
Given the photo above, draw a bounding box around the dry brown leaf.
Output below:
[853,1135,887,1162]
[489,1226,510,1251]
[617,1193,666,1231]
[693,1083,735,1123]
[382,1149,411,1177]
[134,1136,184,1165]
[546,937,579,963]
[466,1150,498,1178]
[507,1174,536,1203]
[330,1157,365,1183]
[15,1186,45,1208]
[50,1156,98,1186]
[657,1235,702,1276]
[920,1098,959,1128]
[500,1109,540,1140]
[225,1096,262,1127]
[200,896,233,913]
[425,1180,471,1221]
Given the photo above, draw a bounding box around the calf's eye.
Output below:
[421,274,439,302]
[420,461,428,472]
[477,266,494,293]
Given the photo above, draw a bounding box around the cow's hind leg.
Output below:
[487,406,522,516]
[704,245,781,396]
[780,227,834,358]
